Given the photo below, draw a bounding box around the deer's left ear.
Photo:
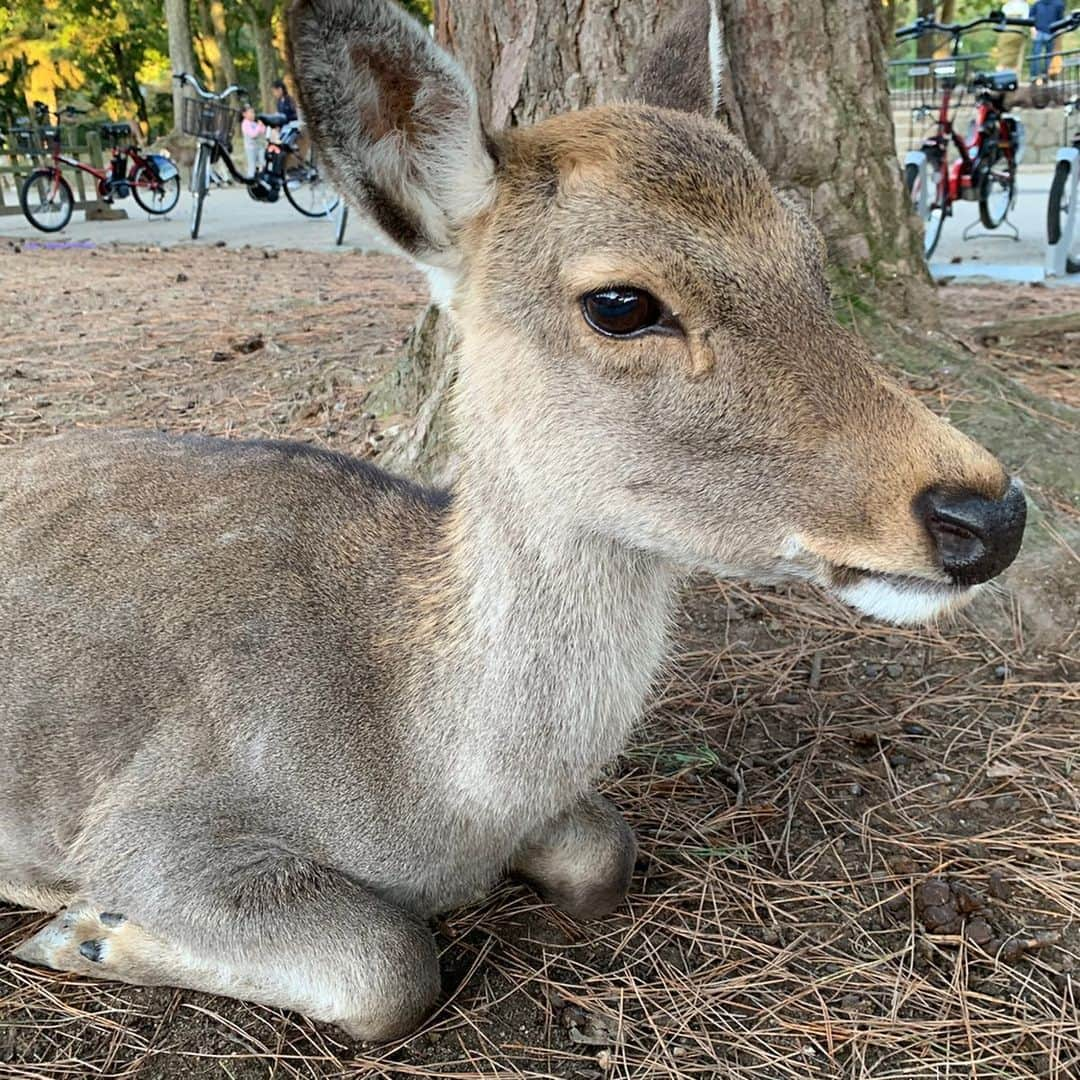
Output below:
[629,0,724,118]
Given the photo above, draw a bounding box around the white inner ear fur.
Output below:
[707,0,724,115]
[356,59,495,275]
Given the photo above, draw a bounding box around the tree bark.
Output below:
[372,0,925,483]
[165,0,201,132]
[194,0,240,91]
[915,0,936,60]
[248,0,280,110]
[210,0,240,89]
[110,39,150,131]
[722,0,923,275]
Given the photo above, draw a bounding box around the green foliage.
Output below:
[0,0,287,136]
[400,0,432,24]
[0,0,171,131]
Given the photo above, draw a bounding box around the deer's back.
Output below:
[0,432,447,885]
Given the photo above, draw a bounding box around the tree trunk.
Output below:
[722,0,923,274]
[249,0,279,110]
[165,0,201,132]
[916,0,936,60]
[194,0,238,91]
[210,0,240,89]
[372,0,924,483]
[110,39,150,131]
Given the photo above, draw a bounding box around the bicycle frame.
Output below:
[36,118,168,201]
[920,77,1011,209]
[898,14,1027,237]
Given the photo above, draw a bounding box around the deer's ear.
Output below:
[629,0,724,118]
[288,0,494,270]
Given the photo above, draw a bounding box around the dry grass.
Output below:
[1,244,1077,1079]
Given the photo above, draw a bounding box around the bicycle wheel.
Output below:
[1047,159,1080,274]
[131,164,180,215]
[905,159,945,259]
[283,149,340,218]
[19,168,73,232]
[189,144,208,239]
[978,146,1015,230]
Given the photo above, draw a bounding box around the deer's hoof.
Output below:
[13,903,131,975]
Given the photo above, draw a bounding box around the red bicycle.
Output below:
[895,13,1030,258]
[18,103,180,233]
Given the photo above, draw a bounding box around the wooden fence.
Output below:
[0,123,109,216]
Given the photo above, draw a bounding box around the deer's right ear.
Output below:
[288,0,495,271]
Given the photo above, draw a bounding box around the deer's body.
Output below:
[2,0,1026,1041]
[2,432,656,921]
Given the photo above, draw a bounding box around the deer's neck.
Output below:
[414,463,677,828]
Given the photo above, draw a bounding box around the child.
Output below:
[241,106,266,178]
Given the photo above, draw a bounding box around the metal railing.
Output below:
[887,53,992,111]
[0,118,108,216]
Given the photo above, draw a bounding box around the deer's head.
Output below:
[289,0,1025,625]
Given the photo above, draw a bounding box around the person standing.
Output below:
[1030,0,1065,81]
[271,78,298,123]
[241,106,266,178]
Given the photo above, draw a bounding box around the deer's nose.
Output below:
[917,481,1026,587]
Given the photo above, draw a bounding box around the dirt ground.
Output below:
[0,240,1077,1079]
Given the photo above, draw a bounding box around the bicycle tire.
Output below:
[905,160,945,259]
[19,168,73,233]
[282,149,340,218]
[1047,159,1080,274]
[977,146,1015,230]
[190,144,208,239]
[131,164,180,215]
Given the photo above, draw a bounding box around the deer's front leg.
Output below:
[512,792,636,920]
[13,839,439,1042]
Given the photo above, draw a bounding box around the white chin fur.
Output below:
[836,577,975,626]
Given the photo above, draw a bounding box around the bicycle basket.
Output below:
[181,96,237,142]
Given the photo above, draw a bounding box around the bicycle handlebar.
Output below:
[32,101,87,122]
[1048,11,1080,36]
[896,13,1035,41]
[172,72,247,102]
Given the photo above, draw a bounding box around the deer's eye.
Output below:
[581,288,669,338]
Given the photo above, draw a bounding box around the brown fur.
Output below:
[1,0,1023,1042]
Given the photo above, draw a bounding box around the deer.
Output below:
[0,0,1026,1042]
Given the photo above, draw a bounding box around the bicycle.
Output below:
[895,13,1030,258]
[174,72,339,239]
[18,103,181,233]
[1044,11,1080,275]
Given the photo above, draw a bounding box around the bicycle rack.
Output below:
[1046,146,1079,277]
[334,200,348,246]
[961,217,1020,243]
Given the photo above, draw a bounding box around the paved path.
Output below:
[928,163,1079,286]
[0,183,397,255]
[2,164,1078,287]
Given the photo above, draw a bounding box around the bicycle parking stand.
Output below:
[334,200,348,246]
[1046,147,1079,278]
[961,217,1019,243]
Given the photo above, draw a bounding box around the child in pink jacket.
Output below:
[241,107,266,178]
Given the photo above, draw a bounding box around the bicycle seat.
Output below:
[256,112,288,128]
[971,71,1017,93]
